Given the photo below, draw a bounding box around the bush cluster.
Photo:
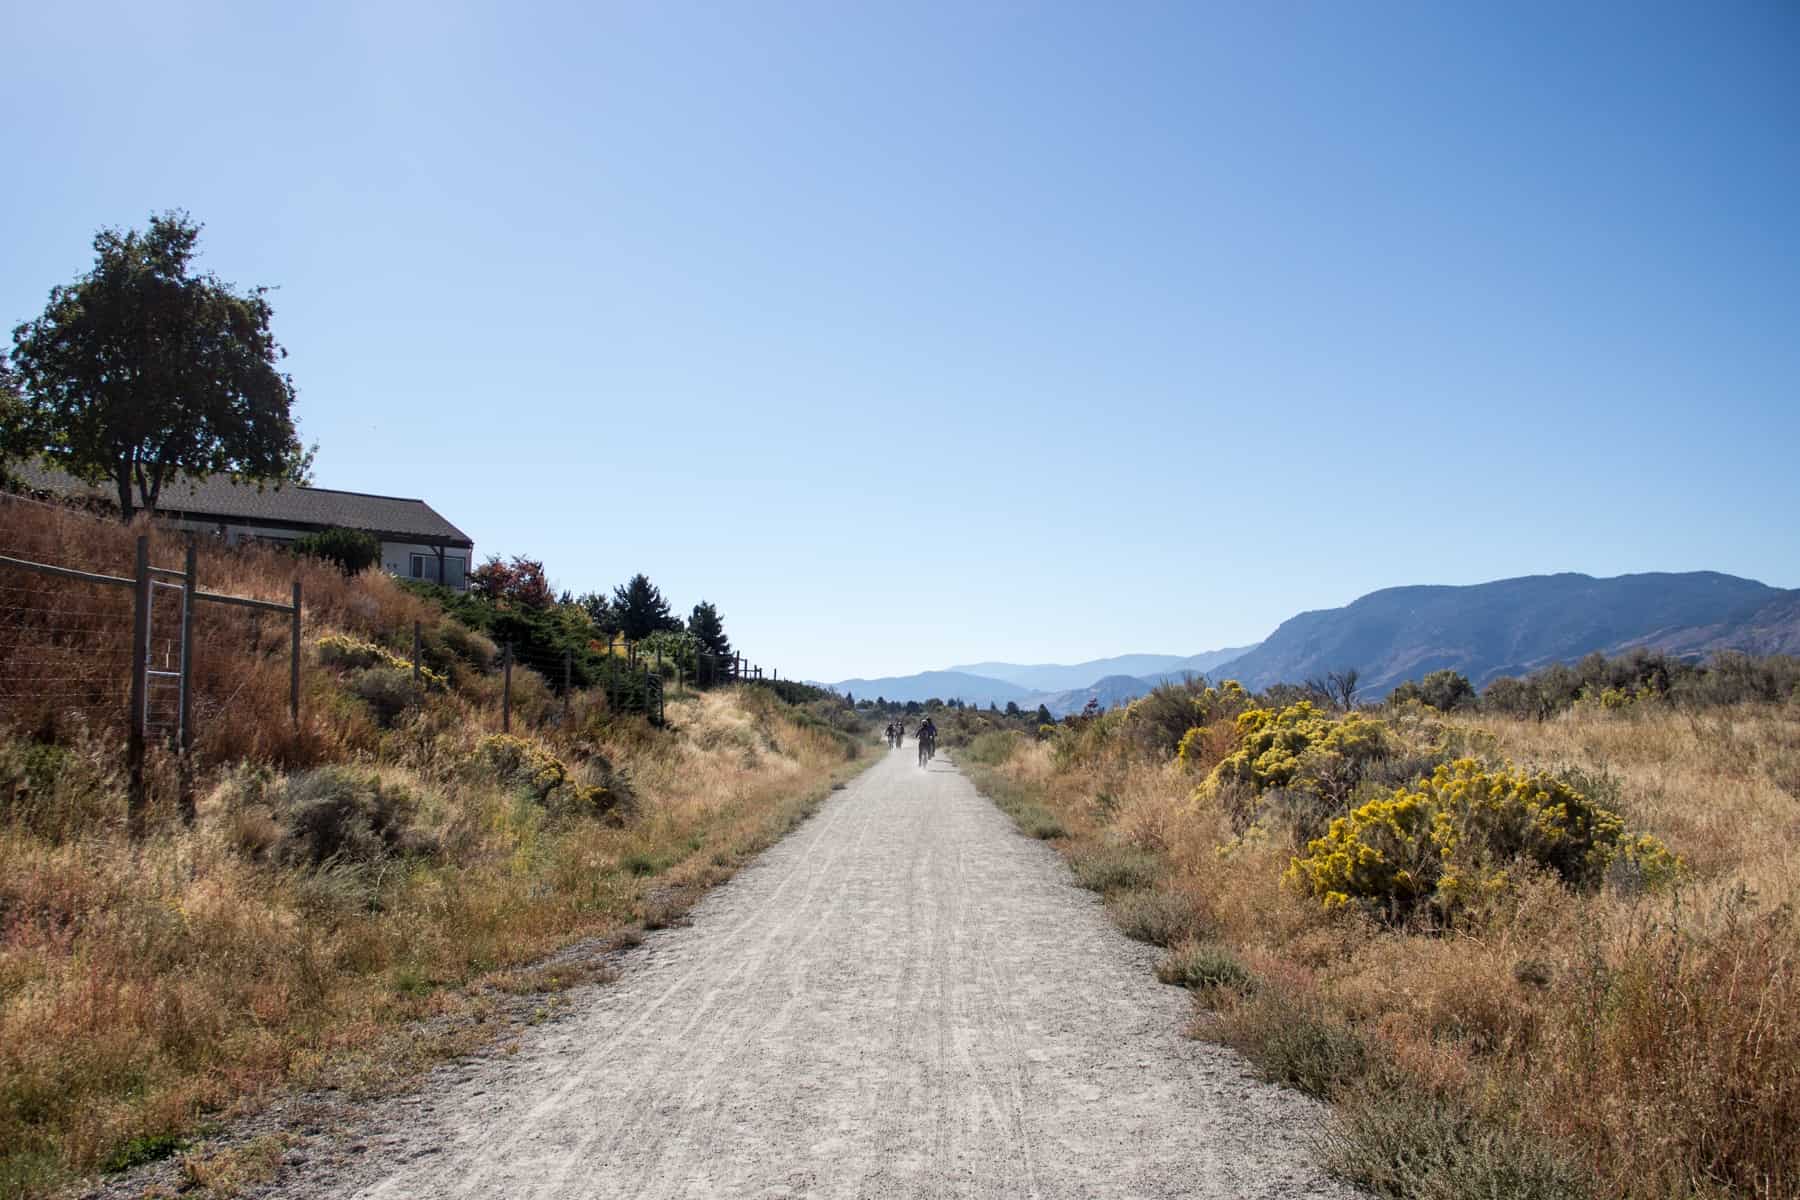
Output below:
[1208,701,1391,794]
[472,733,626,818]
[292,527,381,576]
[1481,649,1800,719]
[275,766,433,867]
[1285,758,1682,921]
[316,632,446,688]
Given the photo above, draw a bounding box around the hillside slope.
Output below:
[1210,571,1796,694]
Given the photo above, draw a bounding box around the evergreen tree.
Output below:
[686,600,732,657]
[612,573,681,640]
[1035,704,1054,725]
[577,591,620,635]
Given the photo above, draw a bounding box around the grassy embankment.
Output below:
[0,498,871,1198]
[952,689,1800,1200]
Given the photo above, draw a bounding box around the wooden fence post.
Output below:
[412,620,422,697]
[127,536,150,840]
[563,648,572,723]
[290,581,302,728]
[502,642,513,733]
[178,543,197,826]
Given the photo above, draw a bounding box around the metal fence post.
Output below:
[502,641,513,733]
[178,543,197,826]
[128,535,150,839]
[290,581,302,728]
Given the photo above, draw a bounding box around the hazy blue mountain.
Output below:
[1138,645,1262,685]
[1037,675,1165,717]
[826,670,1037,706]
[948,645,1257,693]
[1211,571,1797,695]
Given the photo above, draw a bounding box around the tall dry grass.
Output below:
[0,496,870,1197]
[0,491,443,771]
[966,700,1800,1200]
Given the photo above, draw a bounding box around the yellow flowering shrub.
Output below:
[1286,758,1683,920]
[1206,702,1390,793]
[473,733,614,815]
[316,632,446,689]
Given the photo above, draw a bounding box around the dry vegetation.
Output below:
[957,690,1800,1200]
[0,495,870,1198]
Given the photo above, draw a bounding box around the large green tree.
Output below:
[10,211,308,520]
[611,573,682,640]
[687,600,732,658]
[0,354,25,487]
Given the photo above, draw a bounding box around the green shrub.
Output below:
[963,729,1024,766]
[1068,843,1161,894]
[1012,804,1066,840]
[1109,889,1201,947]
[0,733,121,841]
[1388,670,1477,712]
[349,667,418,727]
[1326,1070,1594,1200]
[276,767,427,867]
[1118,680,1251,759]
[1286,758,1683,921]
[1156,941,1250,990]
[1251,1008,1368,1099]
[292,527,381,575]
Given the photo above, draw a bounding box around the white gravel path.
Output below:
[282,745,1355,1199]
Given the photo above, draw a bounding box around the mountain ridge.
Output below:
[825,571,1800,710]
[1212,570,1796,695]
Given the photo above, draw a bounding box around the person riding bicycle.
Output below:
[884,721,896,747]
[917,716,938,761]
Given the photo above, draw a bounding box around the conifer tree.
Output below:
[611,574,681,640]
[687,600,732,657]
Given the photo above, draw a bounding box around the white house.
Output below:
[12,461,475,589]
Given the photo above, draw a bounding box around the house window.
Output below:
[410,553,469,588]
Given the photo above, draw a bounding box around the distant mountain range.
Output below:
[947,648,1254,693]
[826,670,1041,707]
[1214,571,1798,694]
[825,571,1800,712]
[827,646,1257,714]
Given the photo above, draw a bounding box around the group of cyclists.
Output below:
[884,716,938,766]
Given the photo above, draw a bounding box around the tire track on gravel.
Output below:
[277,746,1360,1200]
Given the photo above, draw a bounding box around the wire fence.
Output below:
[1,506,798,835]
[0,535,300,835]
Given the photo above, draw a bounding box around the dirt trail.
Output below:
[277,747,1354,1199]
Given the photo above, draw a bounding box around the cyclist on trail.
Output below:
[917,716,938,764]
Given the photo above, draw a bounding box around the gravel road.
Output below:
[278,746,1354,1199]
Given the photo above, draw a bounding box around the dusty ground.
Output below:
[248,746,1355,1199]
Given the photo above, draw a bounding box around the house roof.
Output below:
[9,460,474,547]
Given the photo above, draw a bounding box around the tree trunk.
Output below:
[114,464,137,522]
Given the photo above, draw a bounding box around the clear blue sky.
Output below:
[7,2,1798,681]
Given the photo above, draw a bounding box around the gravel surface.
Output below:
[256,746,1355,1199]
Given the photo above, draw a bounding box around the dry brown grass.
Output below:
[0,496,870,1197]
[969,700,1800,1200]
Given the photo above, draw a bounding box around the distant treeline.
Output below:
[1391,649,1800,718]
